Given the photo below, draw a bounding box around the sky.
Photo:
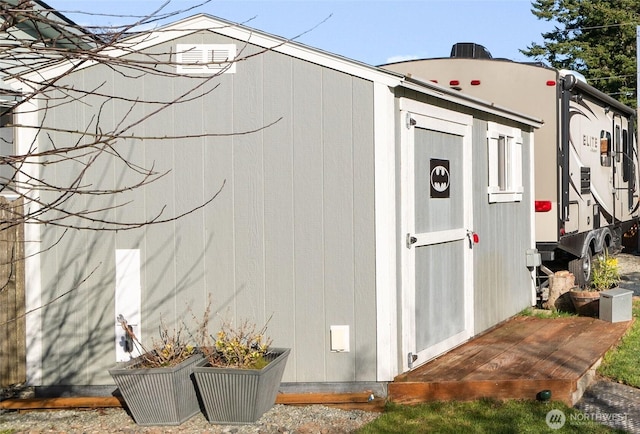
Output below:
[46,0,556,67]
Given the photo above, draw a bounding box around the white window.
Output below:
[176,44,236,74]
[487,122,523,203]
[0,107,15,186]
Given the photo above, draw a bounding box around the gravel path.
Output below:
[576,380,640,433]
[616,252,640,296]
[0,404,380,433]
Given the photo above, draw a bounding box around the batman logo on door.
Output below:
[430,159,450,198]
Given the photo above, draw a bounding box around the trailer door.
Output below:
[400,100,474,372]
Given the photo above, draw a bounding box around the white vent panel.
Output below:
[176,44,236,74]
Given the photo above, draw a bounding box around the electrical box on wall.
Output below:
[525,249,542,267]
[330,325,350,352]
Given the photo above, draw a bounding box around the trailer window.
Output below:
[616,126,621,162]
[487,122,523,203]
[600,130,612,167]
[623,129,630,182]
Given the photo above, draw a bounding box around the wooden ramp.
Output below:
[389,316,632,406]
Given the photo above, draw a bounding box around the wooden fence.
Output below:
[0,197,25,387]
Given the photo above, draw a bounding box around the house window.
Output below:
[0,107,15,186]
[487,122,523,203]
[176,44,237,74]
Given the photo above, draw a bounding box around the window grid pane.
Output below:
[498,135,506,191]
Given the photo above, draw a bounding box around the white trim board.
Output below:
[10,14,403,88]
[373,82,398,381]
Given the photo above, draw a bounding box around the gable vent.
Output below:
[176,44,237,74]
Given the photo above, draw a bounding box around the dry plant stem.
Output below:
[116,314,195,368]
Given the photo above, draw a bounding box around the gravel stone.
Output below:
[0,404,380,433]
[576,380,640,434]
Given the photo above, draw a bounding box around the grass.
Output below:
[356,399,625,433]
[357,300,640,433]
[597,298,640,387]
[519,306,577,319]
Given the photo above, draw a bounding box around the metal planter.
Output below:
[108,353,204,426]
[192,348,290,424]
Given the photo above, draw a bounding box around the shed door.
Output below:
[400,101,474,372]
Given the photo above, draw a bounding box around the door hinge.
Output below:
[406,233,417,249]
[406,113,416,129]
[408,352,418,369]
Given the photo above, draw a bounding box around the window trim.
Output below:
[0,105,16,189]
[487,122,524,203]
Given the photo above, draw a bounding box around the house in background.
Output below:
[0,0,96,388]
[1,0,95,190]
[5,12,542,395]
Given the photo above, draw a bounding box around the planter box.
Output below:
[569,290,600,317]
[193,348,290,424]
[109,353,204,426]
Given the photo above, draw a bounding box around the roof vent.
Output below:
[450,43,492,59]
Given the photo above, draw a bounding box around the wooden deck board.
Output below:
[389,315,633,406]
[460,319,573,381]
[530,318,629,380]
[395,317,544,382]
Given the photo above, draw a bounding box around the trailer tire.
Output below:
[568,250,592,287]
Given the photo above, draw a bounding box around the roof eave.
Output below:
[400,76,544,129]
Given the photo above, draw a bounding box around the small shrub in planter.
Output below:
[570,250,621,316]
[591,251,620,291]
[192,303,290,424]
[108,315,203,426]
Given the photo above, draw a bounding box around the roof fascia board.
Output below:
[10,12,542,130]
[13,14,402,87]
[168,15,402,86]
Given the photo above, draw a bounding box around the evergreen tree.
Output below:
[522,0,639,107]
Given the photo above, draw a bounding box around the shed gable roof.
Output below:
[7,11,542,128]
[116,14,542,127]
[124,13,404,86]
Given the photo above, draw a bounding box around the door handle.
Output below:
[466,231,479,249]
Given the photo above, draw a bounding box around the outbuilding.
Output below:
[8,14,542,393]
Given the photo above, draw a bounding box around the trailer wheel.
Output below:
[568,250,592,287]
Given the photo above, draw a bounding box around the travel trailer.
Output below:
[383,44,640,288]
